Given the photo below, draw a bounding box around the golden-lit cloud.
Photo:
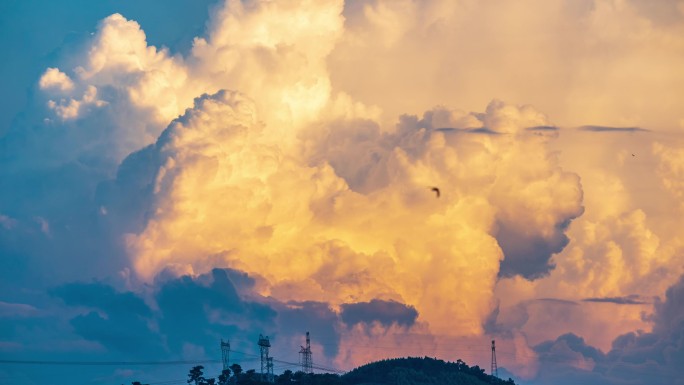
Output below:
[26,0,684,382]
[190,0,345,130]
[330,0,684,131]
[493,129,684,354]
[116,84,582,344]
[654,141,684,207]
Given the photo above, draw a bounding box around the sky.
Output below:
[1,0,684,384]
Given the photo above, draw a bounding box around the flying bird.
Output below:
[430,186,440,198]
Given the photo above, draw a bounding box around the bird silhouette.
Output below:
[430,186,440,198]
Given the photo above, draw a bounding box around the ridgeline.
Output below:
[133,356,516,385]
[342,357,515,385]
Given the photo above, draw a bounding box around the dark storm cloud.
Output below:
[579,125,649,133]
[53,282,151,316]
[48,269,275,358]
[276,301,340,358]
[496,219,572,280]
[523,275,684,385]
[340,299,418,328]
[48,269,346,361]
[52,281,164,357]
[536,333,605,364]
[70,310,166,357]
[528,334,611,385]
[582,295,650,305]
[651,274,684,335]
[1,268,347,384]
[154,269,277,354]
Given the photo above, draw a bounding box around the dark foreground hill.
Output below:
[153,356,516,385]
[341,357,515,385]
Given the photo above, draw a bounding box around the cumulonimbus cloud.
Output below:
[30,0,583,347]
[106,83,583,342]
[3,1,684,383]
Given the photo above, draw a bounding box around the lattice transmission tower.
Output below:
[258,334,274,383]
[299,331,313,374]
[267,357,274,381]
[491,339,498,378]
[220,339,230,370]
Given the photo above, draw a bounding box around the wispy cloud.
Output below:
[582,295,650,305]
[433,127,503,135]
[535,298,579,306]
[579,125,649,133]
[527,125,559,131]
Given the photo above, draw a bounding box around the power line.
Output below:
[227,349,345,374]
[3,337,606,380]
[0,359,221,366]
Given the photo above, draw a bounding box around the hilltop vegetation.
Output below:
[131,357,515,385]
[342,357,515,385]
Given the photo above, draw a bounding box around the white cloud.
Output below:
[47,85,107,120]
[39,68,74,92]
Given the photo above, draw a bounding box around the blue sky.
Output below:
[0,0,213,136]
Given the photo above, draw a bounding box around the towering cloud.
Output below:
[107,83,581,342]
[190,0,346,129]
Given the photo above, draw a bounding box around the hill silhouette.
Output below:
[134,357,516,385]
[341,356,515,385]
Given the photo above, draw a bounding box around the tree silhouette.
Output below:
[230,363,242,383]
[292,371,305,381]
[188,365,206,385]
[174,357,513,385]
[218,368,231,385]
[276,369,293,384]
